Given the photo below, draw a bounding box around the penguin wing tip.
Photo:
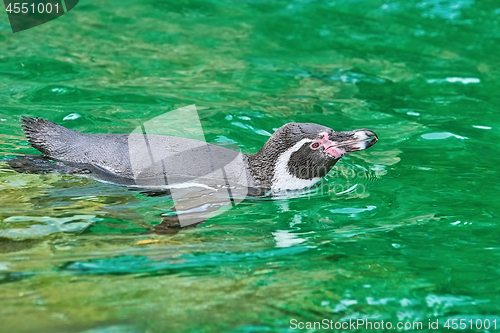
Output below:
[20,116,50,130]
[20,116,40,127]
[20,117,45,143]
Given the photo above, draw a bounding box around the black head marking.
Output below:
[287,141,339,179]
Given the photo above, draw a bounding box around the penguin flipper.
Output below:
[20,116,83,159]
[7,155,90,175]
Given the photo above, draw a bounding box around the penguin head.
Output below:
[253,122,378,189]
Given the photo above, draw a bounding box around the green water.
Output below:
[1,0,500,332]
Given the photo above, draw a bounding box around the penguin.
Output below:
[8,117,378,193]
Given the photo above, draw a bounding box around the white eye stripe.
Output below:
[318,131,328,137]
[272,138,321,190]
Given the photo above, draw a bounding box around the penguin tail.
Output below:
[20,116,76,158]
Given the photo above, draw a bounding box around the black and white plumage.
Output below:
[246,122,377,190]
[9,117,378,193]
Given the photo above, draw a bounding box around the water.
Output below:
[1,0,500,332]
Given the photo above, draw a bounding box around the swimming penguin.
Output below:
[9,117,378,193]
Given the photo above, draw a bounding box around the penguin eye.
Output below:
[310,142,320,149]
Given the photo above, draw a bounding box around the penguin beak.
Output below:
[323,129,378,158]
[347,129,378,151]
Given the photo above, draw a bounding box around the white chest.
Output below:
[271,138,321,190]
